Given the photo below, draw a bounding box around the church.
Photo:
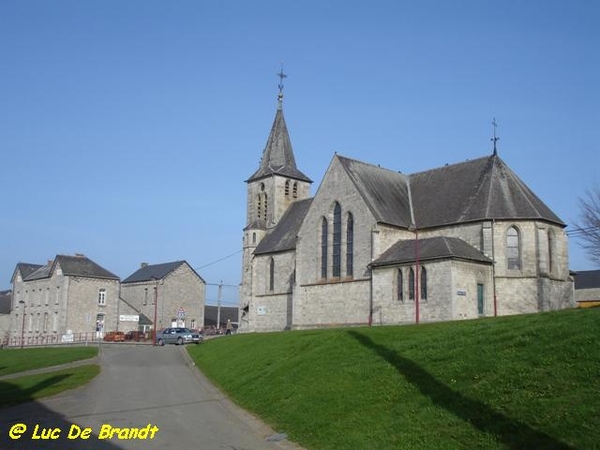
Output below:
[239,81,574,333]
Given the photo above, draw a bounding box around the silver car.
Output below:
[156,327,203,346]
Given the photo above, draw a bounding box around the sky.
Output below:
[1,1,598,306]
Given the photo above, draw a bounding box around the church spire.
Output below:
[246,68,312,183]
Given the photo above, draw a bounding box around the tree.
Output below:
[575,183,600,266]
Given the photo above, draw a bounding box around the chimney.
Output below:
[74,253,85,257]
[141,262,149,268]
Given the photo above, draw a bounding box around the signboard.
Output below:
[119,314,139,322]
[457,289,467,296]
[177,307,185,318]
[257,306,267,316]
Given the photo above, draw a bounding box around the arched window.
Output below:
[252,232,256,244]
[420,266,427,300]
[285,180,290,196]
[293,182,298,198]
[507,226,521,270]
[397,269,403,302]
[548,230,555,274]
[269,257,275,292]
[409,268,415,300]
[263,194,268,222]
[346,212,354,277]
[321,218,328,279]
[333,203,342,277]
[257,194,262,219]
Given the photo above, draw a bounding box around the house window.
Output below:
[397,268,403,302]
[269,257,275,292]
[98,289,106,306]
[293,182,298,198]
[43,312,49,333]
[285,180,290,196]
[321,217,328,279]
[346,212,354,277]
[409,268,415,300]
[507,226,521,270]
[420,266,427,301]
[333,202,342,277]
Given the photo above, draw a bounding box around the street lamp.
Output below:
[19,300,25,349]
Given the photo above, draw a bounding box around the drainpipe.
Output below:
[491,219,498,316]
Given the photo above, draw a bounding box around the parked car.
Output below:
[155,327,203,346]
[125,330,146,341]
[103,331,125,342]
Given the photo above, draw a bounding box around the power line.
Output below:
[195,250,242,270]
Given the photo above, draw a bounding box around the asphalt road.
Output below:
[0,344,302,450]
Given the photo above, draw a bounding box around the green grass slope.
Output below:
[189,308,600,450]
[0,347,98,376]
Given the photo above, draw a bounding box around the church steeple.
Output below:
[246,68,311,184]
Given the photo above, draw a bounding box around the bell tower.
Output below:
[240,68,312,331]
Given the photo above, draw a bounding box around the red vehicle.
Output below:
[125,331,146,341]
[103,331,125,342]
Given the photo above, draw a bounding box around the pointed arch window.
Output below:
[420,266,427,300]
[346,212,354,277]
[548,230,555,274]
[332,203,342,277]
[507,226,521,270]
[285,180,290,196]
[409,268,415,300]
[257,194,262,220]
[269,257,275,292]
[321,218,328,279]
[397,268,403,302]
[293,182,298,198]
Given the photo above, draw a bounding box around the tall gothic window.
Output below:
[333,202,342,277]
[293,182,298,198]
[269,257,275,292]
[321,218,328,279]
[263,194,268,222]
[507,226,521,270]
[420,266,427,300]
[548,230,555,274]
[397,268,403,302]
[285,180,290,196]
[409,268,415,300]
[257,194,262,219]
[346,212,354,277]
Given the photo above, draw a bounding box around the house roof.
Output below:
[122,260,204,284]
[410,154,564,228]
[12,263,43,283]
[204,305,239,326]
[0,290,12,314]
[246,105,312,183]
[23,255,119,281]
[371,236,492,267]
[254,198,313,255]
[574,270,600,290]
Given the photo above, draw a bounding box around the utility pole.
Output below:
[216,280,222,332]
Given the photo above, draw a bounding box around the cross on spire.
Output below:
[277,62,287,109]
[491,118,500,155]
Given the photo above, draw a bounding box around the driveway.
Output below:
[0,344,302,450]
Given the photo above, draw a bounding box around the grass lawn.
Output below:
[189,307,600,450]
[0,365,101,408]
[0,346,98,376]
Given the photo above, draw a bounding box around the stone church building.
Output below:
[240,88,574,333]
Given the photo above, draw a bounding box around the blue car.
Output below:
[156,327,203,346]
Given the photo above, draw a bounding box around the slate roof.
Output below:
[204,305,239,327]
[0,290,12,314]
[337,156,413,228]
[12,263,43,283]
[23,255,118,281]
[122,260,204,284]
[371,236,492,267]
[247,106,312,183]
[254,198,313,255]
[574,270,600,290]
[336,154,564,229]
[410,155,564,228]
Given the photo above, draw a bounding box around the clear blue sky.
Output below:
[1,1,598,306]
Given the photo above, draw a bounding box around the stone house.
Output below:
[121,261,205,332]
[574,270,600,308]
[9,255,120,344]
[0,290,12,343]
[240,89,574,333]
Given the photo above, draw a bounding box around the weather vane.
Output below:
[491,118,500,155]
[277,62,287,107]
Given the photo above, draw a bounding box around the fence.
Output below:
[1,332,107,348]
